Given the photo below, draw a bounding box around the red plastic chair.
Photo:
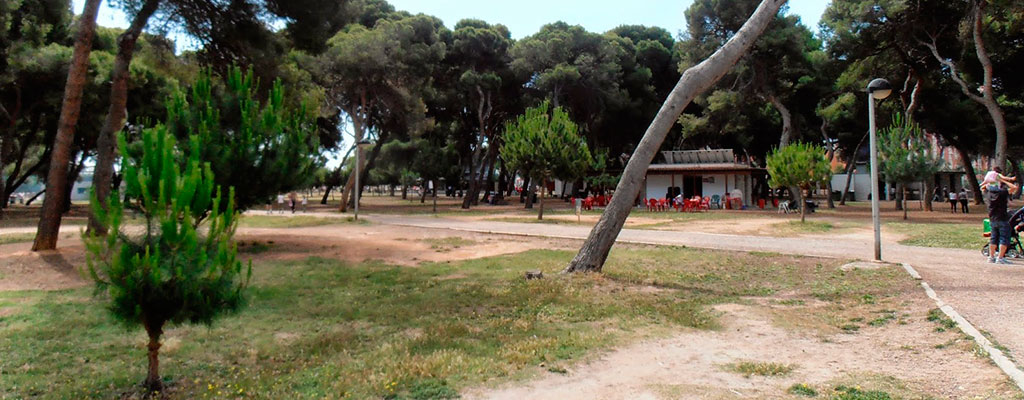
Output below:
[657,198,668,211]
[646,198,657,211]
[584,197,594,211]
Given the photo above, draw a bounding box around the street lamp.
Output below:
[867,78,892,261]
[354,139,372,221]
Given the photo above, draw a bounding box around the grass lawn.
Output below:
[0,247,912,399]
[239,215,367,229]
[0,232,35,245]
[888,222,986,250]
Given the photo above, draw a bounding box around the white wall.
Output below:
[831,173,872,201]
[703,174,726,199]
[646,175,672,200]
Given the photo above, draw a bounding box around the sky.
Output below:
[75,0,830,40]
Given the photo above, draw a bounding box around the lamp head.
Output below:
[867,78,892,100]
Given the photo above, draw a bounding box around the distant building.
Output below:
[643,149,766,207]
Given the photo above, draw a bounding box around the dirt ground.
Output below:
[468,297,1020,399]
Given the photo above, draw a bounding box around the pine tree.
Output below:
[879,113,941,220]
[84,126,250,392]
[501,101,593,220]
[766,142,833,223]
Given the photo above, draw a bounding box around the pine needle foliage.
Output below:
[84,126,251,392]
[501,101,593,219]
[165,66,321,212]
[767,143,833,222]
[879,113,940,220]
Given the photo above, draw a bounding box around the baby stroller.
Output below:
[982,205,1024,258]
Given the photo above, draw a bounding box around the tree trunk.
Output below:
[923,179,934,212]
[894,183,904,211]
[32,0,102,251]
[769,94,794,148]
[25,190,45,206]
[902,185,908,220]
[320,186,332,204]
[800,189,807,223]
[820,119,835,209]
[63,152,86,214]
[420,182,428,204]
[144,324,163,392]
[401,184,408,200]
[88,0,160,235]
[956,145,984,204]
[563,0,786,273]
[840,133,868,205]
[921,2,1007,167]
[538,179,546,220]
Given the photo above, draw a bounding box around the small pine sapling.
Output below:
[84,126,251,392]
[766,143,833,223]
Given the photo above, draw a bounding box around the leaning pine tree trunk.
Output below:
[89,0,161,235]
[33,0,102,251]
[563,0,787,273]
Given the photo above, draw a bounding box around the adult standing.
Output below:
[959,188,970,214]
[986,182,1019,264]
[288,192,298,214]
[277,194,285,214]
[949,190,958,213]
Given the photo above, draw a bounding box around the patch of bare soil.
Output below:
[236,224,578,266]
[0,243,90,291]
[467,295,1019,400]
[0,223,576,293]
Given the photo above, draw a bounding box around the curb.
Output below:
[902,263,1024,391]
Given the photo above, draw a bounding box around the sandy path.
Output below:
[366,213,1024,374]
[467,302,1015,399]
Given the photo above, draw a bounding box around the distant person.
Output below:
[933,186,942,203]
[288,192,298,214]
[302,195,308,212]
[949,190,958,213]
[942,186,949,203]
[987,181,1020,264]
[277,194,285,214]
[959,188,969,214]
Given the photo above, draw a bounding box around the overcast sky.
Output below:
[76,0,829,41]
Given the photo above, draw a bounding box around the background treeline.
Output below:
[2,0,1022,218]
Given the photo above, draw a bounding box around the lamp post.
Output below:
[354,139,372,221]
[867,78,892,261]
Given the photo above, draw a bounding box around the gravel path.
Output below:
[365,213,1024,372]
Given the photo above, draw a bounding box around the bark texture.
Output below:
[89,0,161,235]
[32,0,102,251]
[563,0,787,273]
[921,2,1007,167]
[840,133,868,205]
[770,94,794,148]
[145,324,163,391]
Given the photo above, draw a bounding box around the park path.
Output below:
[359,213,1024,373]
